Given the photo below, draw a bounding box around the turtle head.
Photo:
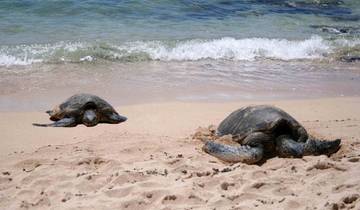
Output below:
[47,105,61,121]
[82,109,99,127]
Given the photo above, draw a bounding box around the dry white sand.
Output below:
[0,97,360,209]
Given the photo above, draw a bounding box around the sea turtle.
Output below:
[33,93,127,127]
[202,105,341,164]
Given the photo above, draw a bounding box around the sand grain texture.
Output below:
[1,98,360,210]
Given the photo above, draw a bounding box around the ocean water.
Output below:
[0,0,360,110]
[0,0,360,65]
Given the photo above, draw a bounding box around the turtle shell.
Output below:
[49,94,116,121]
[217,105,306,142]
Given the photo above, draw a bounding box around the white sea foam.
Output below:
[80,55,95,62]
[0,36,357,66]
[123,36,333,61]
[0,54,42,66]
[0,42,86,66]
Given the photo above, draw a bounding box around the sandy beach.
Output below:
[1,97,359,209]
[1,0,360,209]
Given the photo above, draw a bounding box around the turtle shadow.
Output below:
[254,153,277,166]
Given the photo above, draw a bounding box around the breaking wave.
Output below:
[0,36,359,66]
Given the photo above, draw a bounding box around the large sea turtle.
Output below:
[33,94,127,127]
[202,105,341,164]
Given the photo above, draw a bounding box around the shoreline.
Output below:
[2,1,360,208]
[1,60,360,112]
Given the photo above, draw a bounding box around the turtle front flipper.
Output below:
[202,141,263,164]
[276,135,341,157]
[101,112,127,124]
[304,138,341,156]
[276,135,305,158]
[32,118,77,127]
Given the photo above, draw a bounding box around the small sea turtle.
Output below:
[33,94,127,127]
[202,105,341,164]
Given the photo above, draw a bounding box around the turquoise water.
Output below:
[0,0,359,65]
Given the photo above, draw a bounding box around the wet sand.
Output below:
[1,61,360,111]
[1,97,360,209]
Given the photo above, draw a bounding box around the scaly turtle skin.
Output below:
[33,94,127,127]
[202,105,341,164]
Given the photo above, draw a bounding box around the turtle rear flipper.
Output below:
[202,141,263,164]
[33,118,77,127]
